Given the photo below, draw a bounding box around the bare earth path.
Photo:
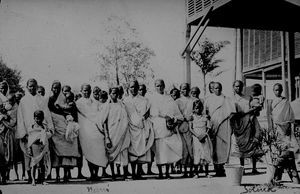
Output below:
[2,162,300,194]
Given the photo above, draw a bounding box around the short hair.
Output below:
[130,80,139,89]
[180,83,190,90]
[170,87,179,94]
[81,83,91,91]
[99,90,108,100]
[27,78,37,86]
[251,84,262,93]
[214,82,222,90]
[37,85,45,90]
[93,86,101,93]
[191,86,200,94]
[233,80,244,87]
[51,80,61,88]
[155,79,165,87]
[193,99,203,111]
[209,81,215,88]
[109,86,119,94]
[273,83,283,90]
[66,92,75,102]
[34,110,44,119]
[62,85,71,92]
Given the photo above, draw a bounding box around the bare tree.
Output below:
[95,16,155,90]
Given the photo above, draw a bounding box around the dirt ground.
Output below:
[1,160,300,194]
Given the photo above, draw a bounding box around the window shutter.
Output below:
[265,31,271,62]
[249,30,255,68]
[254,30,260,65]
[295,32,300,56]
[243,29,249,69]
[260,30,266,63]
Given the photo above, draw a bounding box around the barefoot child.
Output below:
[189,100,213,177]
[28,110,52,185]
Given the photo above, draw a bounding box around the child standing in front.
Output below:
[27,110,52,186]
[189,100,212,178]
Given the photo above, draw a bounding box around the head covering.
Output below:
[0,81,9,104]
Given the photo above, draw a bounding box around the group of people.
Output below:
[0,77,299,186]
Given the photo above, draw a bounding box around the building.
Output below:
[183,0,300,101]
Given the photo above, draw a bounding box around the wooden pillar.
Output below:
[280,31,288,99]
[287,32,296,101]
[235,28,243,81]
[233,29,237,82]
[185,24,191,84]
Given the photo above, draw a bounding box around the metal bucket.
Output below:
[224,164,244,186]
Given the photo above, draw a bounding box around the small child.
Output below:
[99,90,108,104]
[62,85,72,97]
[170,87,180,101]
[28,110,52,186]
[250,84,265,117]
[58,92,80,142]
[93,86,101,101]
[37,86,45,97]
[189,100,213,178]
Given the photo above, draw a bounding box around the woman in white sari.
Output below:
[97,86,130,180]
[267,83,300,184]
[205,82,236,177]
[149,79,183,179]
[123,80,154,180]
[48,81,80,182]
[76,84,108,181]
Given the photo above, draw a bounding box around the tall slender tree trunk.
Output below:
[202,71,206,97]
[114,44,120,85]
[115,60,119,85]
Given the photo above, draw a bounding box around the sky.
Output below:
[0,0,235,97]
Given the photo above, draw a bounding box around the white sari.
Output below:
[149,93,183,165]
[76,97,108,167]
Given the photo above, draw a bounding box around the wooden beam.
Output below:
[190,19,210,52]
[181,6,213,57]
